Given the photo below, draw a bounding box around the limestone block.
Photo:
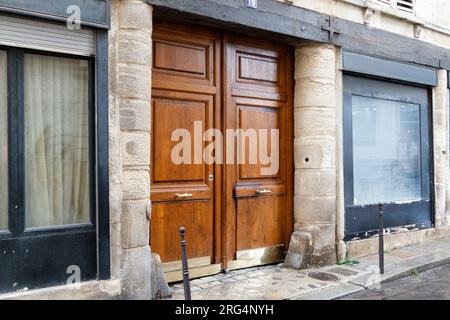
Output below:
[151,253,172,299]
[118,29,152,66]
[312,224,336,251]
[433,70,448,230]
[295,224,336,266]
[433,112,447,130]
[110,222,123,280]
[109,191,122,225]
[120,99,151,132]
[294,136,335,169]
[433,111,447,134]
[119,0,153,31]
[311,245,336,266]
[446,186,450,227]
[294,107,335,137]
[283,231,314,269]
[433,135,447,155]
[294,78,335,108]
[108,103,123,226]
[434,154,448,169]
[445,210,450,227]
[295,169,336,197]
[122,169,150,200]
[118,64,151,101]
[435,164,447,184]
[121,246,152,300]
[295,45,336,81]
[435,183,446,227]
[121,131,150,167]
[336,239,347,262]
[294,196,336,224]
[121,200,150,249]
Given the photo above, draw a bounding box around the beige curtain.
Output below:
[24,54,90,228]
[0,51,7,230]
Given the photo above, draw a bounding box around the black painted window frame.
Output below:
[0,29,110,281]
[342,52,438,241]
[342,74,435,241]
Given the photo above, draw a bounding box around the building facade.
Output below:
[0,0,449,299]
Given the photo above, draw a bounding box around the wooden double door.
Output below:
[150,21,293,281]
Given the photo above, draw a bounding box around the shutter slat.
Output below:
[376,0,416,13]
[0,13,96,56]
[397,0,415,13]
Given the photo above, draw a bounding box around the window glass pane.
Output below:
[352,95,421,205]
[24,54,90,228]
[0,50,7,230]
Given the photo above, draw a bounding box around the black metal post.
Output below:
[378,203,385,275]
[179,226,191,300]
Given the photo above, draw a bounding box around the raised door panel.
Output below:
[152,22,218,93]
[151,201,213,262]
[238,53,279,85]
[228,39,288,101]
[150,90,215,263]
[237,104,280,180]
[152,95,207,185]
[154,41,207,77]
[236,196,284,251]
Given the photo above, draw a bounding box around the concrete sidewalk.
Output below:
[168,237,450,300]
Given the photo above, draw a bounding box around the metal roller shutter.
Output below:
[0,13,96,56]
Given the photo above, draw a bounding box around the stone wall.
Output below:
[279,0,450,50]
[291,43,337,266]
[109,0,153,299]
[434,70,449,228]
[334,47,346,261]
[416,0,450,31]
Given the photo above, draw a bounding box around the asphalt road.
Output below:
[339,264,450,300]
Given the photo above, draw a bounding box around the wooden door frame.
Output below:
[151,21,223,271]
[212,29,223,267]
[151,20,294,272]
[220,32,294,269]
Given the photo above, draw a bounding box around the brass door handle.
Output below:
[256,189,272,195]
[175,193,193,199]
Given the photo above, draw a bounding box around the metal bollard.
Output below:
[378,203,385,275]
[179,226,191,300]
